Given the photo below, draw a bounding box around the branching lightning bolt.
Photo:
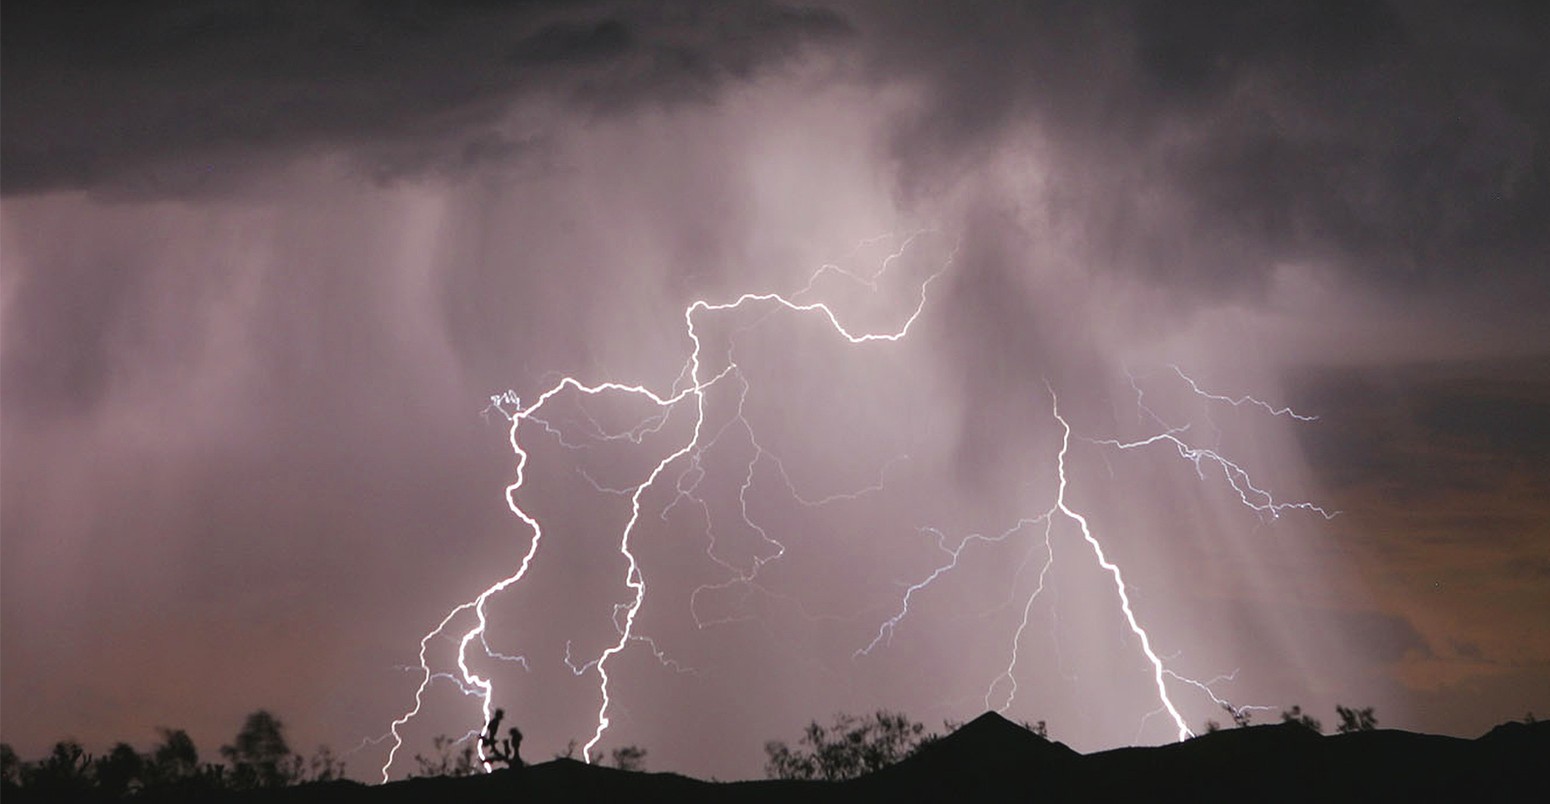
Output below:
[381,235,951,780]
[382,230,1336,779]
[983,517,1057,712]
[1162,669,1277,725]
[1047,387,1193,740]
[856,387,1195,739]
[855,522,1045,659]
[1168,365,1318,422]
[860,376,1331,741]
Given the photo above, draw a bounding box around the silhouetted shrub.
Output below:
[95,743,146,797]
[1280,705,1323,734]
[1335,704,1378,733]
[765,710,928,781]
[610,744,648,771]
[414,734,480,777]
[479,708,525,769]
[304,744,347,781]
[149,727,201,785]
[1204,701,1256,733]
[27,739,94,796]
[1,743,21,791]
[0,709,347,799]
[221,710,296,789]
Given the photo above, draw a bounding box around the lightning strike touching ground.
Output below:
[380,235,952,779]
[1040,388,1191,741]
[380,231,1337,779]
[8,3,1546,791]
[866,374,1330,736]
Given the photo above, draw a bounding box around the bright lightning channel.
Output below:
[381,235,950,780]
[857,372,1331,741]
[381,235,1332,779]
[1169,365,1318,422]
[1085,428,1336,521]
[1047,387,1192,741]
[853,386,1195,740]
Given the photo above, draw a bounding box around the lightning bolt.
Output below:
[982,517,1057,713]
[1168,365,1318,422]
[855,386,1196,740]
[381,230,1334,779]
[1048,386,1193,740]
[1162,669,1277,726]
[862,378,1330,741]
[380,234,951,779]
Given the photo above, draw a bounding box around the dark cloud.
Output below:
[1293,356,1550,495]
[1,0,851,194]
[1,0,852,412]
[9,0,1547,307]
[1132,0,1405,100]
[3,0,1547,781]
[512,18,638,66]
[511,6,851,107]
[857,0,1550,301]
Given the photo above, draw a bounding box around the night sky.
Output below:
[3,0,1547,782]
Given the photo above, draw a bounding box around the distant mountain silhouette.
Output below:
[846,711,1079,801]
[28,713,1542,803]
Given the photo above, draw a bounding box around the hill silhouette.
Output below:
[14,714,1544,803]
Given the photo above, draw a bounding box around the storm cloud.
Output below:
[3,0,1546,781]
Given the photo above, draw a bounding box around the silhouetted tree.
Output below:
[150,727,201,784]
[95,742,147,797]
[1,743,21,791]
[222,709,296,789]
[1281,705,1323,733]
[303,744,347,782]
[765,710,928,781]
[1335,704,1378,733]
[0,714,345,797]
[479,708,525,769]
[414,735,480,777]
[610,744,648,771]
[1021,719,1050,738]
[28,739,94,796]
[1199,702,1254,731]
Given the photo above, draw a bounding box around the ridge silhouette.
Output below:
[12,715,1542,803]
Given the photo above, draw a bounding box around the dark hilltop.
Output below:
[17,712,1540,804]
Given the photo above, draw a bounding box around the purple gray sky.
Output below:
[3,0,1547,781]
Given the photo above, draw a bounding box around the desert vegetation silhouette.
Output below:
[761,709,1049,781]
[763,710,933,781]
[1,709,343,800]
[6,701,1545,803]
